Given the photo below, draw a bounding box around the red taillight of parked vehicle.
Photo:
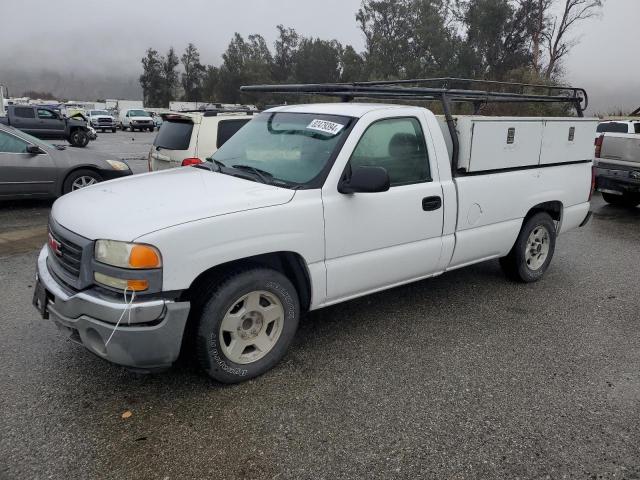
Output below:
[589,165,596,201]
[181,157,203,166]
[594,134,604,158]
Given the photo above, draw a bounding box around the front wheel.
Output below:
[500,212,557,283]
[602,192,640,207]
[69,129,89,147]
[62,169,103,194]
[195,268,300,384]
[112,128,117,133]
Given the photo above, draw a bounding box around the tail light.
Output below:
[181,157,203,167]
[589,165,596,201]
[594,134,604,158]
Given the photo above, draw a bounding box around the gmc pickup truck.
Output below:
[33,79,596,384]
[0,105,91,147]
[595,133,640,207]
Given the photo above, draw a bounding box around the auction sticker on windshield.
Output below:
[307,119,345,136]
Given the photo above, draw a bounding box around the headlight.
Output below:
[106,160,129,171]
[95,240,162,269]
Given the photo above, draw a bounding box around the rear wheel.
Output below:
[195,268,300,384]
[500,212,556,283]
[602,192,640,207]
[62,169,103,194]
[69,129,89,147]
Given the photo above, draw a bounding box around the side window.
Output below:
[217,119,251,148]
[350,117,431,186]
[14,107,35,119]
[37,109,57,120]
[635,123,640,134]
[0,131,29,153]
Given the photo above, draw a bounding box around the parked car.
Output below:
[149,110,254,170]
[0,105,92,147]
[34,87,596,383]
[120,109,155,132]
[596,120,640,137]
[86,109,117,133]
[594,132,640,207]
[0,123,131,199]
[149,111,163,129]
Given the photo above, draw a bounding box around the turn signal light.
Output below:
[94,272,149,292]
[182,157,203,166]
[129,245,161,269]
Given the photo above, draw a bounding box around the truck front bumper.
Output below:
[34,247,190,371]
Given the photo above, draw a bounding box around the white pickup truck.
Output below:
[33,80,596,383]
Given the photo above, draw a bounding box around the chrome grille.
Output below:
[49,229,83,279]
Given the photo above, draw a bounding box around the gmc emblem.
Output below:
[48,233,62,257]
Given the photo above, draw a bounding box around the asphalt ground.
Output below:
[0,189,639,479]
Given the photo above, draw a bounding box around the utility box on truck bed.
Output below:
[438,116,597,172]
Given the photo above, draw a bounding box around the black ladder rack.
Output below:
[240,78,588,172]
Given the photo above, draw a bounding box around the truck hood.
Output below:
[51,167,295,241]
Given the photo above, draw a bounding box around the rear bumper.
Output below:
[596,167,640,194]
[35,247,190,370]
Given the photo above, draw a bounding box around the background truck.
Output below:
[0,105,91,147]
[595,132,640,206]
[86,109,117,133]
[33,79,595,384]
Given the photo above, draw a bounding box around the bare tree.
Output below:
[543,0,603,79]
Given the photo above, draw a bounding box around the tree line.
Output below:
[140,0,602,108]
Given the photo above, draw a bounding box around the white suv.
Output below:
[149,110,254,171]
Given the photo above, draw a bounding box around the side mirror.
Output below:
[26,145,44,155]
[339,165,390,194]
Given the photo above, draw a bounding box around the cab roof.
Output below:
[264,103,420,118]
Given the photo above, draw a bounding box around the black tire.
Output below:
[101,129,106,133]
[602,192,640,207]
[112,128,117,133]
[62,168,103,194]
[500,212,556,283]
[69,129,90,148]
[195,268,300,384]
[148,126,154,132]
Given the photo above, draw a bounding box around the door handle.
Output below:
[422,196,442,211]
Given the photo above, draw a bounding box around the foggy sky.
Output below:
[2,0,638,113]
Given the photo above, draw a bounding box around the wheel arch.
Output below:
[524,200,563,230]
[182,251,312,313]
[59,166,103,195]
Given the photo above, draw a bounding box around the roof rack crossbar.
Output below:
[240,78,589,172]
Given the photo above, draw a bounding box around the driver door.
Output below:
[321,112,444,302]
[36,108,65,138]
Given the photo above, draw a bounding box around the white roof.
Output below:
[266,103,416,118]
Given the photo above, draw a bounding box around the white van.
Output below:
[149,110,254,171]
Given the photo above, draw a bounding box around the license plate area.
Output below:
[32,279,51,319]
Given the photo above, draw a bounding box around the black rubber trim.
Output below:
[456,159,592,177]
[579,211,592,227]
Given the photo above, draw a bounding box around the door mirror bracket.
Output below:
[26,145,44,155]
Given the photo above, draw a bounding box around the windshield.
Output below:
[129,110,148,117]
[210,112,353,186]
[90,110,109,116]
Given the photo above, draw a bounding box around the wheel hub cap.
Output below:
[219,290,284,365]
[525,225,550,271]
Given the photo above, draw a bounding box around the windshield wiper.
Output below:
[232,164,273,184]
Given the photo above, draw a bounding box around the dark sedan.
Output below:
[0,123,132,200]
